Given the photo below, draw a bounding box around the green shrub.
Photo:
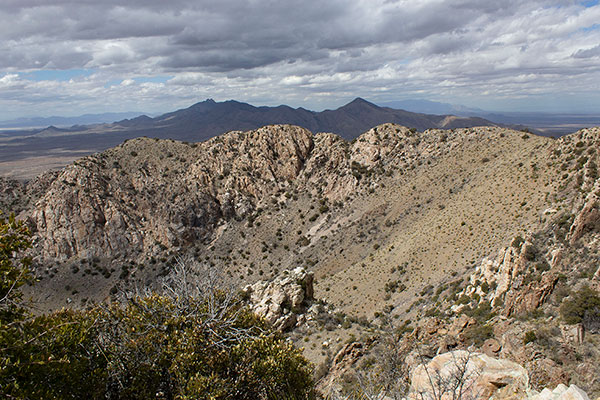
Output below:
[466,300,495,323]
[560,285,600,329]
[3,295,314,399]
[463,323,494,346]
[0,216,314,399]
[523,330,537,344]
[0,212,32,323]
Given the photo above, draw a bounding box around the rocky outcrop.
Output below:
[1,123,535,265]
[503,272,559,316]
[568,189,600,245]
[21,125,319,260]
[317,342,364,397]
[460,236,559,317]
[242,267,315,331]
[460,243,525,310]
[409,351,529,400]
[13,123,438,262]
[530,384,590,400]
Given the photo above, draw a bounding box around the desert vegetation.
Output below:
[0,213,313,399]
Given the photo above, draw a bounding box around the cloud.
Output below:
[573,44,600,58]
[0,0,600,117]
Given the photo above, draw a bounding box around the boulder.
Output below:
[530,384,590,400]
[409,350,529,400]
[482,338,502,357]
[242,267,314,331]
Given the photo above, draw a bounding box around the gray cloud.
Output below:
[1,0,600,118]
[573,44,600,58]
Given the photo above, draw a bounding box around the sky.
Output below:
[0,0,600,120]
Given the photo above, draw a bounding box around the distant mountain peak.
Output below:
[347,97,376,106]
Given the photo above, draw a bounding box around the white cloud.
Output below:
[0,0,599,118]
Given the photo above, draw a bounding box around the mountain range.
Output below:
[0,111,145,129]
[0,98,498,180]
[116,97,497,141]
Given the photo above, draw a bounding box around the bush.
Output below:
[0,222,314,400]
[523,330,537,344]
[0,212,32,323]
[463,323,494,346]
[560,285,600,331]
[3,295,314,399]
[466,300,495,323]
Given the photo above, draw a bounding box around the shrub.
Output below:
[0,212,32,323]
[3,294,314,399]
[463,323,494,346]
[0,223,314,400]
[523,330,537,344]
[560,285,600,331]
[466,300,495,323]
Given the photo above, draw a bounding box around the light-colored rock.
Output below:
[568,190,600,245]
[465,244,523,308]
[560,323,585,345]
[409,350,529,400]
[530,384,590,400]
[242,267,314,331]
[449,314,477,337]
[463,236,558,317]
[482,338,502,357]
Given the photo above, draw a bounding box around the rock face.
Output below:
[317,342,364,397]
[530,384,590,400]
[242,267,314,331]
[27,125,316,260]
[503,272,558,317]
[5,123,443,262]
[409,351,529,400]
[568,187,600,245]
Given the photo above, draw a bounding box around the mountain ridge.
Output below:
[2,122,600,397]
[0,98,500,180]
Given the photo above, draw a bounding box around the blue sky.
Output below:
[1,0,600,119]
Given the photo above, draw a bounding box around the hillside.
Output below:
[1,124,546,307]
[1,124,600,398]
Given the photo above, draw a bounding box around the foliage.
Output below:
[3,296,313,399]
[0,212,32,323]
[1,309,105,398]
[523,330,537,344]
[560,285,600,331]
[0,220,314,399]
[462,323,494,346]
[464,300,495,323]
